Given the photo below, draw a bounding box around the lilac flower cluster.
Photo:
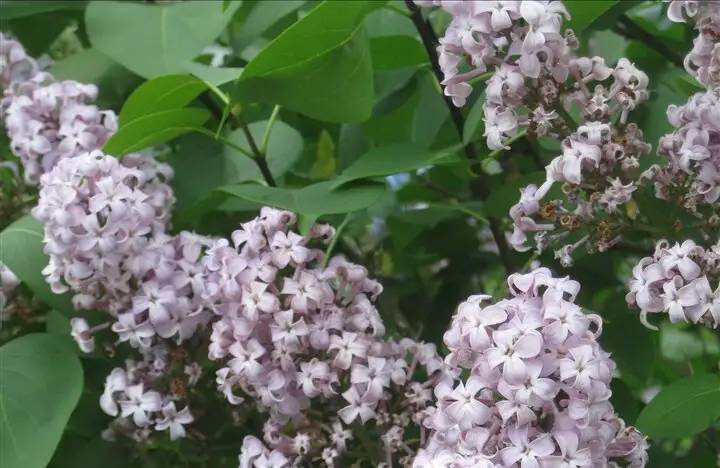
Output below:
[99,347,197,442]
[416,0,575,149]
[3,74,117,184]
[32,148,212,441]
[32,151,175,314]
[644,88,720,211]
[204,208,451,466]
[414,267,648,467]
[667,0,720,89]
[0,33,42,90]
[509,64,651,263]
[627,239,720,329]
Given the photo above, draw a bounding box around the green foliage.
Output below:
[333,144,458,188]
[0,334,83,468]
[85,0,240,78]
[636,374,720,439]
[104,108,210,156]
[221,181,386,233]
[233,0,383,122]
[565,1,619,33]
[118,74,208,125]
[0,216,73,313]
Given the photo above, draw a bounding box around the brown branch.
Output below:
[405,0,514,274]
[200,94,277,187]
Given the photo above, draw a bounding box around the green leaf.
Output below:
[565,0,619,33]
[0,333,83,468]
[0,216,73,313]
[50,48,141,110]
[183,62,243,86]
[103,108,210,156]
[231,0,305,51]
[234,0,383,123]
[0,1,84,19]
[85,0,241,78]
[119,74,208,125]
[463,91,486,146]
[370,36,426,70]
[411,71,449,147]
[333,144,458,188]
[636,374,720,439]
[660,323,720,362]
[46,310,72,341]
[220,181,386,233]
[170,122,303,223]
[310,130,337,180]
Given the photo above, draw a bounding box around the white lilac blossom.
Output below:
[645,88,720,210]
[0,262,20,315]
[667,0,720,88]
[414,267,648,467]
[0,33,42,90]
[627,239,720,329]
[206,208,452,466]
[3,74,118,184]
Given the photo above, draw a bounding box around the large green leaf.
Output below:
[230,0,305,51]
[234,0,383,123]
[119,74,208,125]
[636,374,720,439]
[0,1,84,19]
[0,216,73,313]
[332,144,458,188]
[370,36,426,70]
[85,0,241,78]
[103,108,210,156]
[50,48,141,110]
[0,333,83,468]
[565,1,619,33]
[221,181,386,232]
[183,62,243,86]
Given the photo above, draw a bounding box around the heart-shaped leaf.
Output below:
[636,374,720,439]
[0,333,83,468]
[0,216,73,313]
[234,0,383,122]
[103,108,210,156]
[86,0,241,78]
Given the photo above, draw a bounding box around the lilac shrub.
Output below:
[414,268,648,467]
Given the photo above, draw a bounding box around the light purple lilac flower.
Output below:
[667,0,720,88]
[3,75,117,183]
[627,239,720,329]
[414,267,648,467]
